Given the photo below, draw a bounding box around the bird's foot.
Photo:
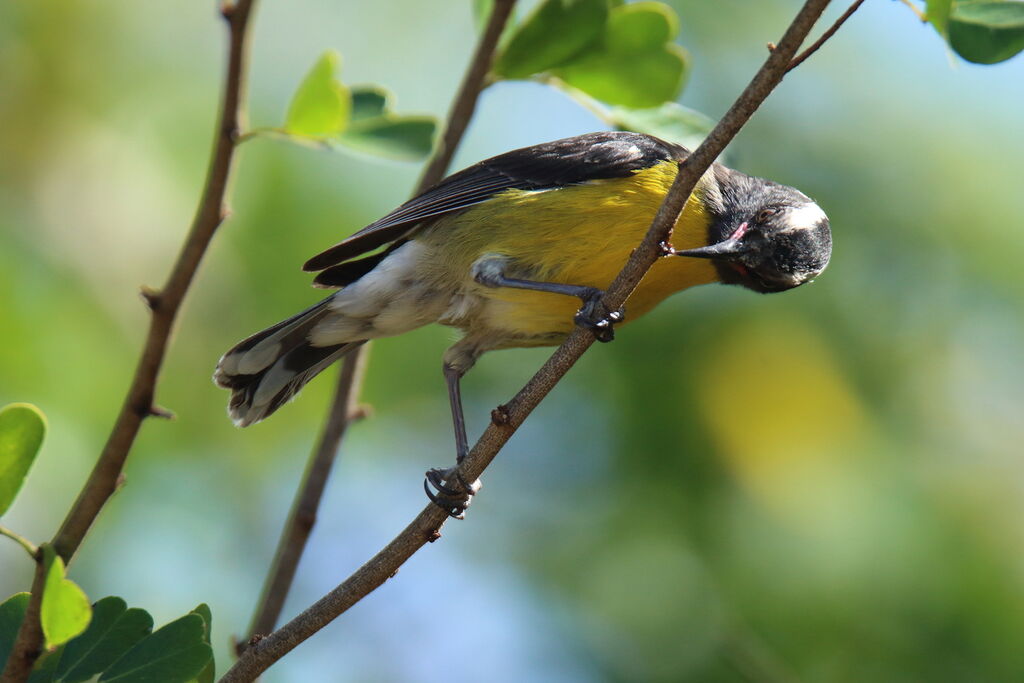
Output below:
[424,466,482,519]
[574,291,625,343]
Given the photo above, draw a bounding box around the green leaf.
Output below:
[0,403,47,516]
[350,85,391,122]
[284,50,352,138]
[99,614,212,683]
[493,0,609,79]
[605,0,677,51]
[926,0,954,33]
[553,2,689,108]
[1,593,31,668]
[608,102,720,153]
[188,604,214,683]
[947,1,1024,63]
[28,645,63,683]
[55,597,152,683]
[40,547,91,650]
[338,116,437,161]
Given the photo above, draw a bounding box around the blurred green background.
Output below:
[2,1,1023,681]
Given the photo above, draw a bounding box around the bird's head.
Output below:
[677,174,832,293]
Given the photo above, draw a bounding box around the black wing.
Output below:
[303,132,683,280]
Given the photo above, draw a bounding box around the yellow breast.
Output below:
[424,161,719,341]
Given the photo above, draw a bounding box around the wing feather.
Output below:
[303,132,682,273]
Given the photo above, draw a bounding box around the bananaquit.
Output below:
[215,131,832,513]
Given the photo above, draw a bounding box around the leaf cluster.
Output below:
[272,51,437,160]
[1,406,213,681]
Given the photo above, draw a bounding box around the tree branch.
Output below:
[0,526,38,559]
[236,0,517,652]
[52,0,256,564]
[1,3,257,680]
[0,561,46,683]
[416,0,517,193]
[787,0,865,72]
[220,1,834,680]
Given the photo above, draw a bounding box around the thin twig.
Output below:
[0,560,46,683]
[787,0,866,72]
[220,1,833,680]
[0,526,38,559]
[1,3,257,681]
[895,0,928,23]
[241,348,369,648]
[235,0,518,656]
[416,0,517,193]
[52,0,256,563]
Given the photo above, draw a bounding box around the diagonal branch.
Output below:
[1,3,257,681]
[237,0,518,651]
[219,1,837,680]
[53,0,257,564]
[787,0,866,72]
[415,0,517,194]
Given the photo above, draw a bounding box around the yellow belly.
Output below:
[421,161,719,341]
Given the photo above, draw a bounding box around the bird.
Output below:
[214,131,832,515]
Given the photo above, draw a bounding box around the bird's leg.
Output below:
[424,354,482,519]
[472,256,625,342]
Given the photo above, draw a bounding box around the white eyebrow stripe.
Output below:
[784,202,828,230]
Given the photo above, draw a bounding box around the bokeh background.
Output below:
[2,1,1024,681]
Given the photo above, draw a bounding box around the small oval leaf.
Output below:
[947,1,1024,64]
[493,0,608,79]
[350,85,391,122]
[55,597,153,683]
[284,51,352,137]
[338,116,437,161]
[552,2,689,108]
[40,547,92,650]
[0,403,47,516]
[99,613,211,683]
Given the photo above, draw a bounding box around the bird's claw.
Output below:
[424,467,481,519]
[575,292,625,343]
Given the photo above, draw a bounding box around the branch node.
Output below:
[490,404,511,426]
[426,529,442,543]
[787,0,865,73]
[388,569,399,579]
[220,1,235,21]
[348,404,373,422]
[115,473,127,491]
[767,41,778,52]
[220,206,233,223]
[139,285,162,311]
[657,240,677,257]
[148,405,176,420]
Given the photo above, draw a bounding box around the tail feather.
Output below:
[223,342,361,426]
[214,297,363,426]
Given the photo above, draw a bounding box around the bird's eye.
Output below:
[756,208,778,223]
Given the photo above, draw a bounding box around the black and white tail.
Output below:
[213,297,362,427]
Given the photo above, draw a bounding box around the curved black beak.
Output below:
[673,237,750,261]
